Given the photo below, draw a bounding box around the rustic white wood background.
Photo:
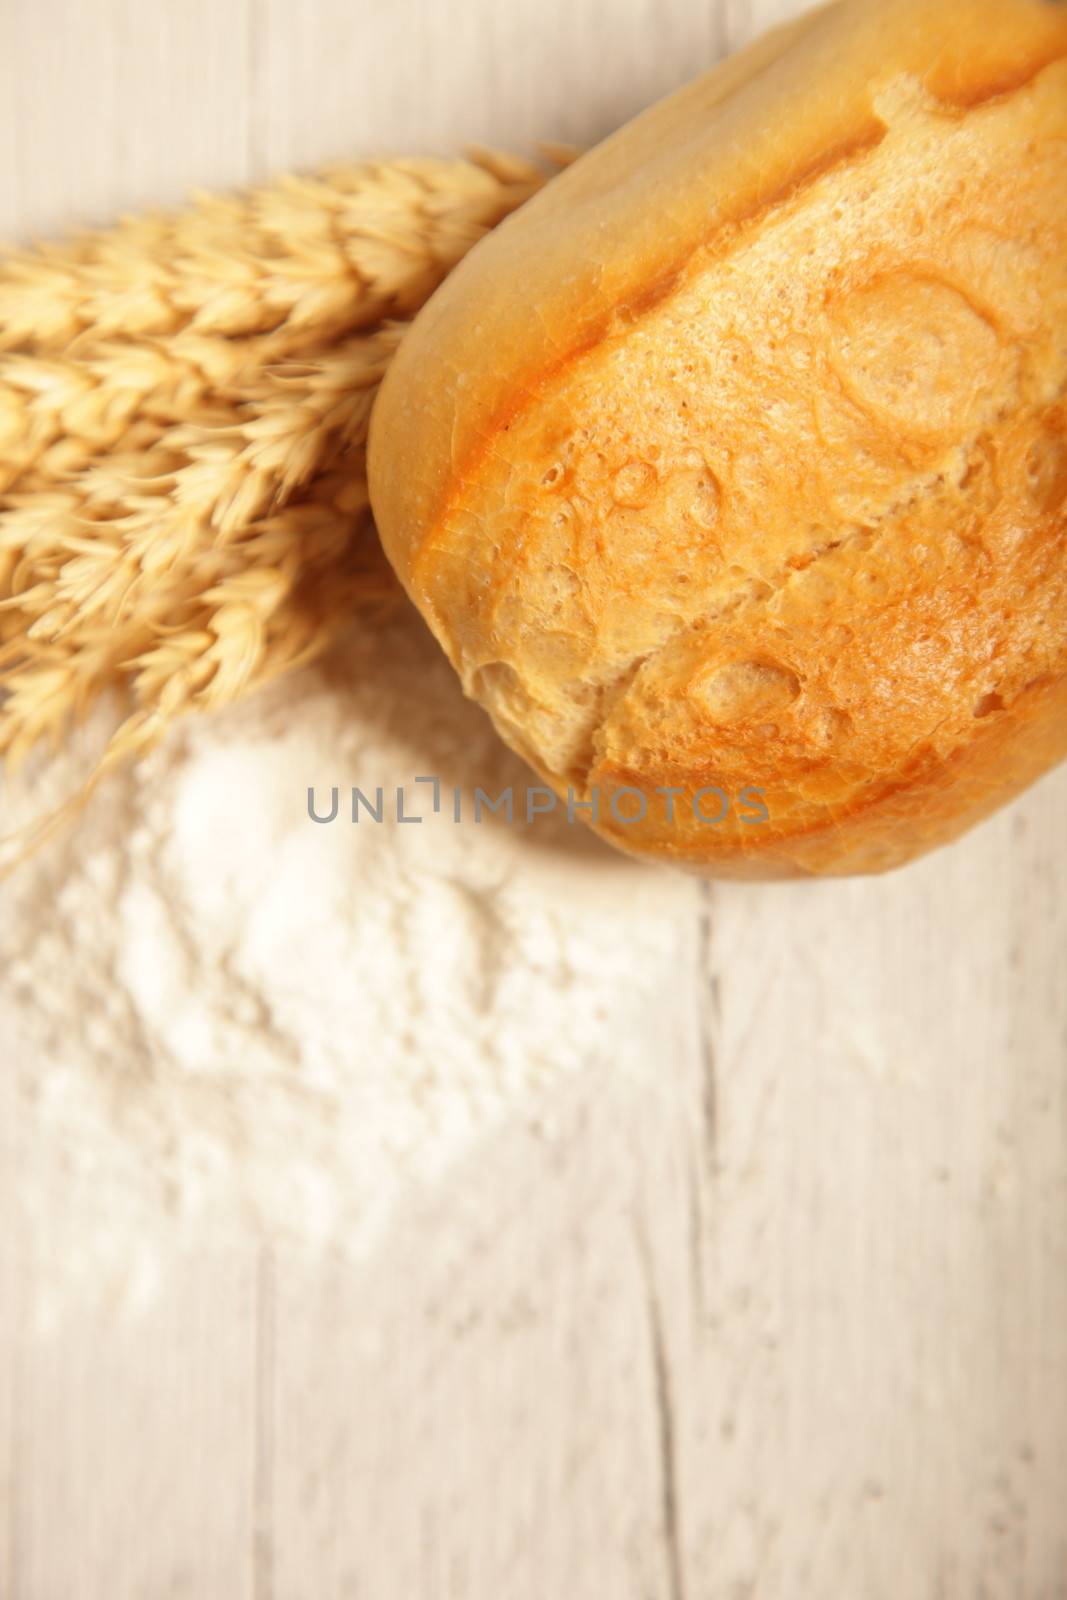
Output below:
[1,0,1066,1596]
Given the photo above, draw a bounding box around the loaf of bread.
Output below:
[368,0,1067,877]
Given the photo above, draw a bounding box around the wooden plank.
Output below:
[256,0,727,167]
[267,1038,705,1600]
[253,6,733,1592]
[688,768,1067,1598]
[1,2,262,1591]
[7,1238,258,1600]
[0,0,254,240]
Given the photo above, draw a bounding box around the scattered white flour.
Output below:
[1,603,694,1324]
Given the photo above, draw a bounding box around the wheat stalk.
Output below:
[0,150,546,353]
[3,325,400,637]
[0,148,562,844]
[0,329,315,492]
[0,150,547,496]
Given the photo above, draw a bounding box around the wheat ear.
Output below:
[0,149,559,811]
[0,151,546,352]
[0,151,547,496]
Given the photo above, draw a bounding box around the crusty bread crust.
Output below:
[368,0,1067,876]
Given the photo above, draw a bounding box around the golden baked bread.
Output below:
[367,0,1067,877]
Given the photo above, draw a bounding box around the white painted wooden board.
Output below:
[1,1,1066,1597]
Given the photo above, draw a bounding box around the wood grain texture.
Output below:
[6,1257,259,1600]
[1,0,1066,1596]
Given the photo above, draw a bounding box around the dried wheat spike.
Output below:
[0,152,547,353]
[0,151,555,816]
[0,151,549,496]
